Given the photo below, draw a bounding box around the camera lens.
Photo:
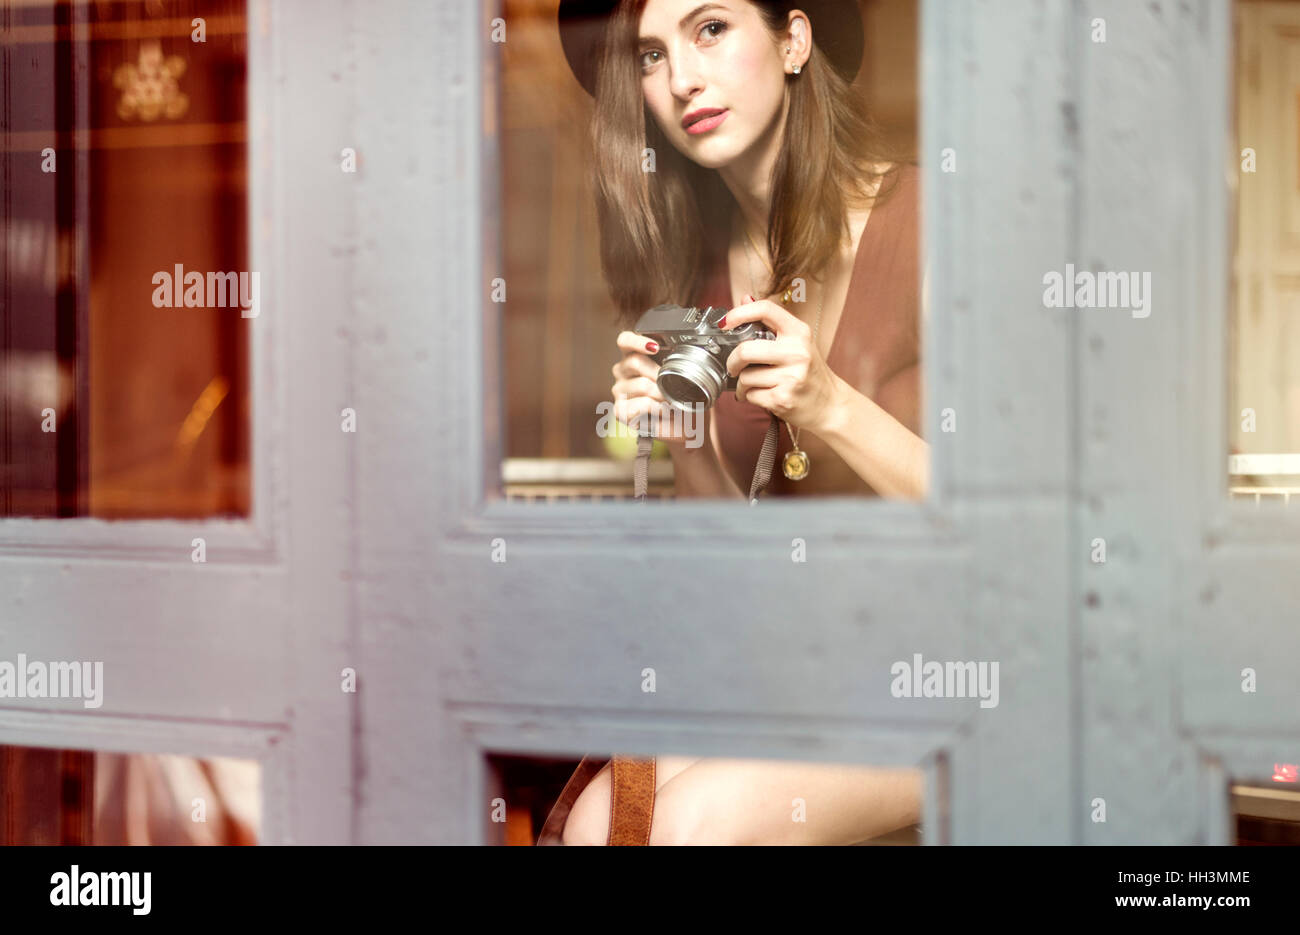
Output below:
[657,345,727,410]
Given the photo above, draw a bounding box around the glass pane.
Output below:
[0,744,260,845]
[1,0,250,519]
[1230,1,1300,505]
[1231,759,1300,845]
[487,751,925,846]
[491,0,924,503]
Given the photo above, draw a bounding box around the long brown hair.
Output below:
[589,0,905,327]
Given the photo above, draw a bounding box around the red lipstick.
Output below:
[682,108,728,134]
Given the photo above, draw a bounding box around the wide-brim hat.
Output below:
[556,0,865,98]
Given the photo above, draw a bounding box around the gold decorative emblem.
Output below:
[114,41,189,122]
[782,448,810,481]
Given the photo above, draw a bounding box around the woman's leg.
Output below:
[560,755,701,846]
[649,758,923,845]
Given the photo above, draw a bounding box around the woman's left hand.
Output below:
[720,294,843,434]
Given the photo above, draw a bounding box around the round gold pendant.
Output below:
[782,448,810,481]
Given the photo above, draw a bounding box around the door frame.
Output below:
[0,0,355,845]
[368,0,1079,845]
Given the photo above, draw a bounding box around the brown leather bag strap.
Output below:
[535,755,608,845]
[535,754,657,845]
[608,756,655,845]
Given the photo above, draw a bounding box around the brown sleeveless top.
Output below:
[698,163,922,498]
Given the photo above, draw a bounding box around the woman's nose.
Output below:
[668,53,705,101]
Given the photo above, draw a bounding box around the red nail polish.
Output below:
[646,341,658,353]
[718,316,727,329]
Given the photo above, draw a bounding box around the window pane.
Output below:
[1230,1,1300,504]
[492,0,923,503]
[1,0,249,518]
[1232,774,1300,845]
[487,751,925,846]
[0,744,260,845]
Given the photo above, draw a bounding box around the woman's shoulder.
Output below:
[873,162,920,230]
[847,161,922,352]
[891,161,920,185]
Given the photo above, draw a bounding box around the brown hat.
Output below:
[556,0,865,98]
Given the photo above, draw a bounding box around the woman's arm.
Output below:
[716,299,928,500]
[817,364,929,501]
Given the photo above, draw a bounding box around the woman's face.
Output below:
[637,0,792,170]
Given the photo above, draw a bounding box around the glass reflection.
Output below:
[494,0,921,502]
[1,0,250,518]
[0,745,260,845]
[1230,1,1300,504]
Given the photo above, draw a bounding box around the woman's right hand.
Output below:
[610,331,691,445]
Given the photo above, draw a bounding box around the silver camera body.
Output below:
[633,303,775,411]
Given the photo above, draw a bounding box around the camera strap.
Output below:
[746,413,781,504]
[632,412,780,503]
[633,432,654,501]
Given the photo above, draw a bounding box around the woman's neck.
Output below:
[726,183,771,252]
[717,98,788,247]
[726,160,890,282]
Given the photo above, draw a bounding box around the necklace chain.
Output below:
[739,217,823,453]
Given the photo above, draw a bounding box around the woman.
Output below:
[545,0,926,844]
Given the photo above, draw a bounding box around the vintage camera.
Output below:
[634,303,775,411]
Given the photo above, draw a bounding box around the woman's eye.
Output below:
[639,20,727,72]
[699,20,727,42]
